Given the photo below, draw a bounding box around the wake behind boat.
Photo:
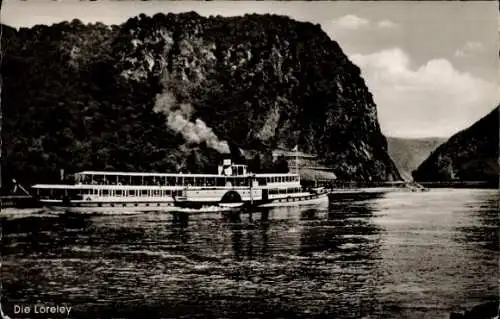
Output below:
[31,158,328,213]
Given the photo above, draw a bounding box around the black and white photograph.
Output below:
[0,0,498,318]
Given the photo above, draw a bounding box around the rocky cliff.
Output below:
[412,106,499,184]
[2,13,401,187]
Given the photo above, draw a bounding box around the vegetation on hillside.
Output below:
[386,137,447,181]
[412,106,499,184]
[2,13,400,191]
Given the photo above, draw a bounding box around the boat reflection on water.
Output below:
[299,203,383,258]
[162,193,384,265]
[223,208,272,261]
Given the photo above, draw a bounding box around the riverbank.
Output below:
[303,179,498,189]
[419,181,498,189]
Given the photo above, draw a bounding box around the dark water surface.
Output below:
[2,189,498,318]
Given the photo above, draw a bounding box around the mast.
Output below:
[295,145,299,175]
[249,174,253,206]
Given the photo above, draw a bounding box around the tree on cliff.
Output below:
[1,13,400,190]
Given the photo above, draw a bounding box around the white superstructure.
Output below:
[31,158,327,212]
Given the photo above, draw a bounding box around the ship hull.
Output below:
[39,192,328,214]
[41,200,177,214]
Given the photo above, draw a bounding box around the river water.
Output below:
[2,189,498,318]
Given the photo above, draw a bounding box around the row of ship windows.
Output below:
[97,189,183,197]
[268,188,302,195]
[262,177,299,183]
[76,175,299,186]
[37,189,183,197]
[37,187,303,198]
[75,188,301,196]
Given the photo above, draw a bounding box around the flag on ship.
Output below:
[292,145,298,152]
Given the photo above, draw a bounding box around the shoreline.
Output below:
[2,186,496,210]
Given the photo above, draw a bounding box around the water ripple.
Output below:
[1,189,498,318]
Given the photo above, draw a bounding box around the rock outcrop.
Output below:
[2,13,401,187]
[413,106,499,185]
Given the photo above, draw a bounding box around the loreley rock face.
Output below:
[2,12,402,185]
[114,12,401,181]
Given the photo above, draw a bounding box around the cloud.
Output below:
[454,41,485,57]
[332,15,398,31]
[377,20,398,29]
[332,15,369,29]
[350,48,499,137]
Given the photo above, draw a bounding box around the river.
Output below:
[1,189,498,318]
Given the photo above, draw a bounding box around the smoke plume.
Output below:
[154,91,230,154]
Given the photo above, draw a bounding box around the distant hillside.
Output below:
[387,137,447,180]
[412,106,499,185]
[1,13,401,189]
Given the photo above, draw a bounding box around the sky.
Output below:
[2,0,499,138]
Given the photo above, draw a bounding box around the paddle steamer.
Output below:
[31,159,328,213]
